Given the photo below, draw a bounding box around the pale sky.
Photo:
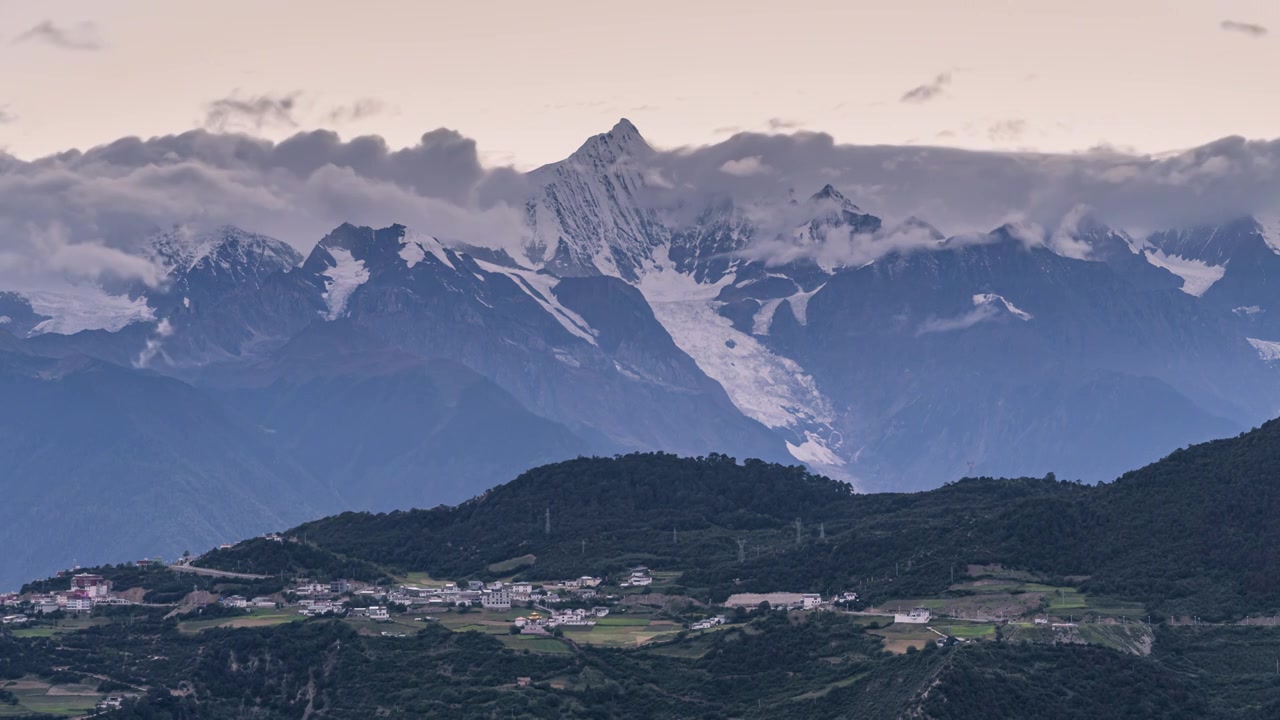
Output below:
[2,0,1279,167]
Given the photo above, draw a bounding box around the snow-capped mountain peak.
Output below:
[148,225,301,277]
[566,118,653,165]
[808,183,861,213]
[142,225,302,315]
[526,120,668,281]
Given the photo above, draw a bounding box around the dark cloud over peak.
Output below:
[324,98,387,124]
[767,118,803,131]
[12,20,103,51]
[987,119,1029,142]
[203,91,301,133]
[1220,20,1268,37]
[900,73,951,103]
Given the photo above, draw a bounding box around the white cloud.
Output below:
[134,318,174,368]
[4,121,1280,295]
[719,156,770,176]
[917,303,999,335]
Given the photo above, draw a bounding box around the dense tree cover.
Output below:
[919,642,1211,719]
[197,538,390,583]
[1150,627,1280,718]
[208,423,1280,617]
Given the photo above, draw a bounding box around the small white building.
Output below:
[367,606,389,622]
[893,607,932,624]
[482,590,513,610]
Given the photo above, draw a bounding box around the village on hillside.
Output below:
[1,549,870,646]
[3,547,1154,658]
[0,540,1193,717]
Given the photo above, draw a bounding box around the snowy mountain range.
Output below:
[4,119,1280,588]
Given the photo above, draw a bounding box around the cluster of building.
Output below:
[690,615,728,631]
[894,607,933,624]
[513,606,610,633]
[24,574,134,615]
[350,606,390,622]
[297,599,343,617]
[618,566,653,587]
[291,578,366,597]
[388,577,610,611]
[218,595,278,609]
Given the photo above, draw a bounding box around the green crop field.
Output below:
[487,554,536,574]
[594,616,651,626]
[496,635,572,654]
[0,678,104,718]
[178,608,303,633]
[934,623,996,638]
[10,627,58,638]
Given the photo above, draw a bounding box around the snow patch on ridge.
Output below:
[320,248,370,320]
[752,298,785,335]
[787,434,845,467]
[973,293,1033,321]
[473,259,598,345]
[638,269,839,465]
[1144,249,1226,296]
[752,287,823,335]
[25,288,156,335]
[399,228,455,270]
[1247,337,1280,362]
[1258,214,1280,255]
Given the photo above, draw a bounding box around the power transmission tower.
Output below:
[736,538,747,564]
[795,518,802,546]
[673,527,678,544]
[819,523,825,540]
[544,508,551,537]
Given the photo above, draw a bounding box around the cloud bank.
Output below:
[4,120,1280,291]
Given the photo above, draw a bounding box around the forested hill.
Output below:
[204,419,1280,618]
